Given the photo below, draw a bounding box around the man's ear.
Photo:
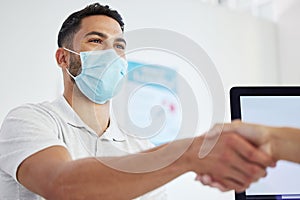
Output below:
[55,48,69,69]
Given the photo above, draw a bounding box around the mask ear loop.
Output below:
[63,47,80,79]
[65,67,76,80]
[63,47,80,55]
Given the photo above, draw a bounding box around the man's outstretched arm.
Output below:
[18,133,274,200]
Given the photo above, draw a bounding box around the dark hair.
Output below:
[57,3,124,48]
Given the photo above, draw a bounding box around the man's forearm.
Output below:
[53,157,185,199]
[48,139,196,200]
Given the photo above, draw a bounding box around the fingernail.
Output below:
[211,183,227,192]
[202,175,211,184]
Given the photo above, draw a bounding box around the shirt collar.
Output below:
[51,96,126,142]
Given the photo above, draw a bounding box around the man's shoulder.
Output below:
[3,99,61,126]
[7,100,53,116]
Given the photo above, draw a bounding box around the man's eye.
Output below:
[115,44,125,50]
[89,39,103,44]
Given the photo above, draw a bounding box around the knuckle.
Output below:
[246,149,256,160]
[220,151,230,163]
[230,132,240,141]
[245,176,253,184]
[247,165,265,181]
[240,174,252,185]
[216,166,226,176]
[249,165,259,175]
[223,134,235,147]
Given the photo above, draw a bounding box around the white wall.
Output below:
[274,0,300,84]
[0,0,279,199]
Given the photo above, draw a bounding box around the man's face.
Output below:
[69,15,126,76]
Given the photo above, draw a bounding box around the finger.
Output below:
[206,175,229,192]
[217,177,249,192]
[195,174,229,191]
[210,182,230,192]
[220,134,269,181]
[231,164,266,184]
[222,163,255,186]
[226,147,267,182]
[195,174,212,185]
[232,135,276,168]
[195,174,201,181]
[209,152,262,187]
[201,174,213,185]
[218,136,267,182]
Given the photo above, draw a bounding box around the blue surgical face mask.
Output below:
[64,47,128,104]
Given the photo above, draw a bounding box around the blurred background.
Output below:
[1,0,300,199]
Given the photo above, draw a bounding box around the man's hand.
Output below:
[184,130,275,192]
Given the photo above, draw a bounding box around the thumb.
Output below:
[222,120,264,146]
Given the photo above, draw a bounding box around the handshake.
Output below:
[189,120,300,192]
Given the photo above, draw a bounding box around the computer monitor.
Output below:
[230,86,300,200]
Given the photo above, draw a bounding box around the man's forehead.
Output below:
[79,15,123,37]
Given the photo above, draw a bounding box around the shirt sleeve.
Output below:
[0,104,67,182]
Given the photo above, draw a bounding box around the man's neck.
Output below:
[64,87,110,137]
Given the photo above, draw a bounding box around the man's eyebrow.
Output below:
[84,31,108,39]
[84,31,126,44]
[84,31,126,45]
[115,37,127,45]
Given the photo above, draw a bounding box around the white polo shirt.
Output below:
[0,96,166,200]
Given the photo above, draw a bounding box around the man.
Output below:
[0,3,275,199]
